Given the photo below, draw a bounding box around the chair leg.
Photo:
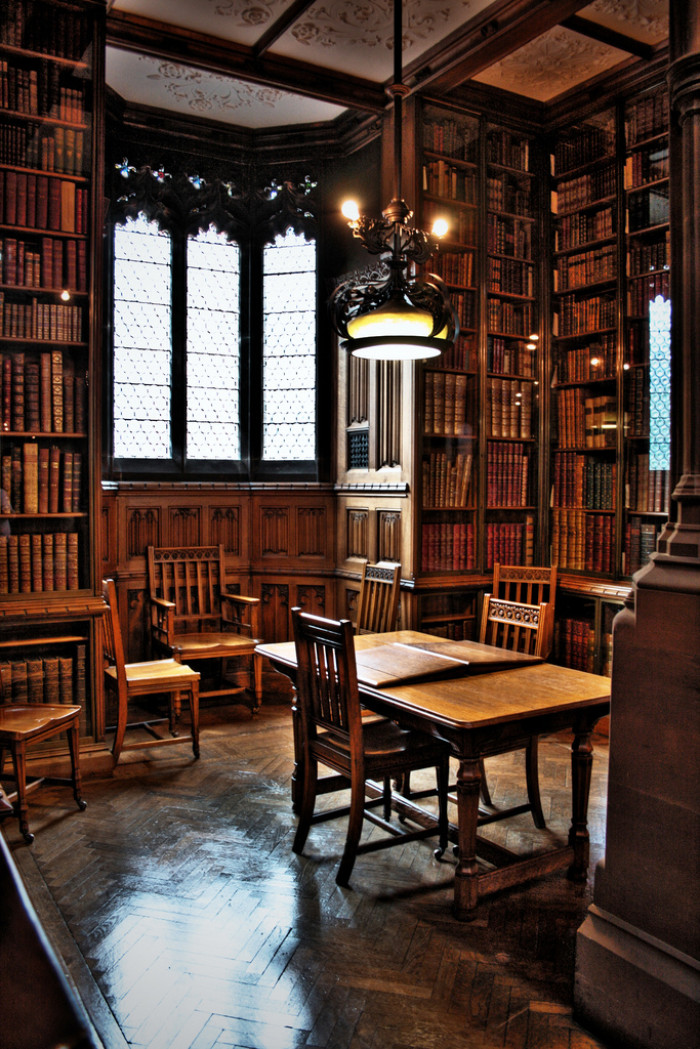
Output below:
[336,771,366,887]
[252,652,263,711]
[66,720,87,815]
[434,757,449,859]
[9,741,32,844]
[525,736,546,829]
[111,684,128,765]
[292,754,318,856]
[189,683,200,759]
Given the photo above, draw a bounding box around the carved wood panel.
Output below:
[261,582,290,641]
[377,360,401,468]
[378,509,401,564]
[209,505,241,554]
[260,507,290,557]
[126,507,160,561]
[295,585,326,617]
[296,506,327,558]
[168,506,201,547]
[346,508,368,560]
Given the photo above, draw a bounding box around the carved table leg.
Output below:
[453,756,482,920]
[567,724,594,882]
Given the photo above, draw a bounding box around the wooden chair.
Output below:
[493,563,557,658]
[477,593,550,827]
[0,675,86,845]
[355,561,401,634]
[103,578,200,765]
[291,607,450,887]
[147,545,263,711]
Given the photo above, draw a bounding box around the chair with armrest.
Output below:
[0,669,86,845]
[355,561,401,634]
[147,545,263,711]
[291,607,450,887]
[477,593,550,827]
[103,578,200,765]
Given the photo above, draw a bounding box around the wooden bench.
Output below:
[147,545,263,711]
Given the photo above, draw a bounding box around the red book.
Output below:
[48,179,61,230]
[35,176,49,228]
[38,445,49,514]
[48,445,60,513]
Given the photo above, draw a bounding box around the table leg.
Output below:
[567,724,594,882]
[453,756,482,920]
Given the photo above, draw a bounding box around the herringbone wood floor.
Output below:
[3,695,611,1049]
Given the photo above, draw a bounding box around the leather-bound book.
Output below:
[53,531,67,590]
[31,531,42,591]
[59,656,73,702]
[24,355,40,432]
[18,531,31,592]
[22,440,38,513]
[42,532,54,591]
[48,444,60,512]
[42,656,60,703]
[61,450,73,512]
[50,350,63,431]
[66,530,78,589]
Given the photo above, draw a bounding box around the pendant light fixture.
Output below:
[329,0,458,361]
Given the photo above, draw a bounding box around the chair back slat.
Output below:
[292,608,360,746]
[356,562,400,634]
[479,594,548,657]
[148,546,226,631]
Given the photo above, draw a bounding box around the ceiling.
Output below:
[104,0,669,130]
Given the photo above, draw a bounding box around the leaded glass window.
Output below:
[113,213,172,459]
[186,226,241,460]
[648,293,671,471]
[262,228,316,461]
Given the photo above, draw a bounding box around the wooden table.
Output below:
[257,630,610,920]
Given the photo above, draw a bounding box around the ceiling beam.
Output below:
[560,15,655,60]
[405,0,595,96]
[105,9,387,114]
[252,0,316,59]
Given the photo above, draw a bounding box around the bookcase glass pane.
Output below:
[262,229,316,461]
[186,225,240,460]
[113,213,172,459]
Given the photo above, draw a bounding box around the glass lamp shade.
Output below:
[343,295,450,360]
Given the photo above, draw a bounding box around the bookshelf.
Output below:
[550,109,619,578]
[623,86,671,576]
[0,0,104,753]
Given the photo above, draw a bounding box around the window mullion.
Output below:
[171,230,187,470]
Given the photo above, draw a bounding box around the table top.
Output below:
[257,630,611,732]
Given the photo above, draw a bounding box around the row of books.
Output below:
[552,333,616,383]
[422,161,477,204]
[420,593,475,619]
[427,334,473,372]
[486,173,531,216]
[626,93,667,146]
[625,457,669,514]
[627,270,670,317]
[553,124,615,176]
[430,250,475,288]
[627,233,668,276]
[0,235,88,291]
[1,350,87,433]
[0,61,85,122]
[487,441,530,507]
[0,292,83,341]
[555,388,616,449]
[624,517,660,575]
[423,118,478,163]
[554,243,616,292]
[554,207,615,251]
[627,185,669,231]
[421,451,473,508]
[0,529,81,593]
[0,120,86,175]
[0,1,91,62]
[552,163,617,213]
[624,366,649,437]
[486,129,530,172]
[550,507,614,573]
[451,289,476,330]
[487,336,535,377]
[487,377,533,439]
[485,517,534,569]
[553,293,616,336]
[486,213,532,259]
[2,443,81,513]
[551,451,617,510]
[554,617,598,674]
[0,170,88,231]
[487,298,535,337]
[421,522,475,571]
[0,648,86,709]
[624,147,669,190]
[487,256,534,296]
[423,371,470,436]
[420,619,471,641]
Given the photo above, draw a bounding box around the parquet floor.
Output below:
[3,696,612,1049]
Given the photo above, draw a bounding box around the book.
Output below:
[22,440,38,513]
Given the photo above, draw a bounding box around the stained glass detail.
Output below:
[113,213,172,458]
[648,294,671,470]
[186,226,241,460]
[262,229,316,461]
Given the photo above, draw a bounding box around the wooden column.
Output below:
[574,5,700,1047]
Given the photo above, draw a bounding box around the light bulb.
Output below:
[431,217,449,238]
[341,199,360,222]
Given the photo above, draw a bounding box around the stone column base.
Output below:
[575,904,700,1049]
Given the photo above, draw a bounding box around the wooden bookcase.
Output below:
[0,0,105,755]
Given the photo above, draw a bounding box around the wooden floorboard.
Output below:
[3,697,612,1049]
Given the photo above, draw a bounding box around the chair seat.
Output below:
[106,658,199,688]
[172,632,257,658]
[0,705,82,740]
[316,718,448,772]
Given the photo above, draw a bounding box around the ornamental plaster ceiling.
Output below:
[105,0,669,129]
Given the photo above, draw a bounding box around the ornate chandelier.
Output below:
[329,0,458,361]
